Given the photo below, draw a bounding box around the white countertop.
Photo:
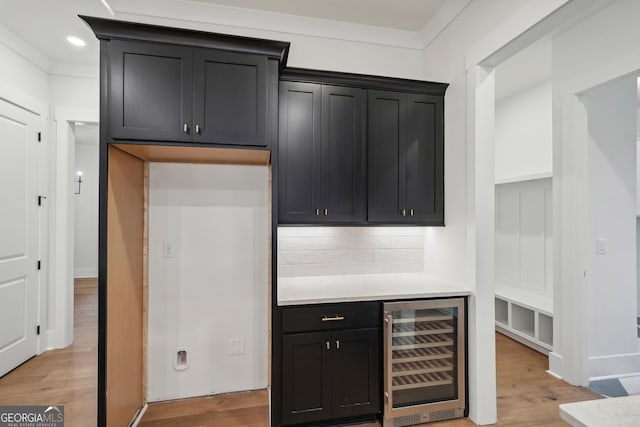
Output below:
[559,396,640,426]
[277,274,471,305]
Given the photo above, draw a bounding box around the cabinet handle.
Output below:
[182,123,189,134]
[336,340,340,349]
[195,124,201,135]
[410,209,414,216]
[326,341,330,350]
[324,208,328,216]
[401,209,406,216]
[315,208,320,216]
[321,316,345,322]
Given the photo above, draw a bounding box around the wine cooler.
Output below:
[383,298,466,426]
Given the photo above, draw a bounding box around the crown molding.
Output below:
[0,24,52,73]
[108,0,424,50]
[419,0,473,49]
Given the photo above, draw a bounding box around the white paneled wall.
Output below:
[495,178,552,300]
[278,227,425,277]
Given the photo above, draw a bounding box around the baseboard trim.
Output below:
[74,268,98,278]
[129,403,148,427]
[589,352,640,380]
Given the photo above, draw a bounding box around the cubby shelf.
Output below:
[494,287,553,355]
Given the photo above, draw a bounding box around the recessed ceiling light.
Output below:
[66,36,86,47]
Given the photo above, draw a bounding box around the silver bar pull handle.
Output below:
[195,124,201,135]
[321,315,345,322]
[324,208,328,216]
[410,208,414,216]
[384,313,393,416]
[336,340,340,349]
[315,208,320,216]
[401,209,406,216]
[326,341,330,350]
[182,123,189,134]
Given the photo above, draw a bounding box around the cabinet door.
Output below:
[109,40,193,142]
[406,94,444,224]
[282,332,331,425]
[368,90,407,223]
[321,86,366,223]
[193,49,268,146]
[331,328,380,419]
[278,82,322,223]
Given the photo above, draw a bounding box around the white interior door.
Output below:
[0,98,40,377]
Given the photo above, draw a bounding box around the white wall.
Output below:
[73,126,99,278]
[278,227,424,277]
[584,76,639,377]
[495,178,552,301]
[0,32,49,103]
[147,163,269,401]
[495,80,552,183]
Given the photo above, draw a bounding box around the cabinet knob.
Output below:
[315,209,320,216]
[324,208,328,216]
[182,123,189,134]
[401,209,406,216]
[195,124,201,135]
[410,209,414,216]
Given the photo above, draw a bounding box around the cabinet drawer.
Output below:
[282,302,379,333]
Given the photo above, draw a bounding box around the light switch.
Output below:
[597,238,607,254]
[163,241,176,258]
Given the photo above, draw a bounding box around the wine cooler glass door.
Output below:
[384,298,465,417]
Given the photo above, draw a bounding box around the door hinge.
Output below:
[37,260,41,270]
[37,132,41,142]
[36,325,40,335]
[38,195,47,206]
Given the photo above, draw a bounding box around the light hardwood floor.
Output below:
[0,280,600,426]
[0,278,97,427]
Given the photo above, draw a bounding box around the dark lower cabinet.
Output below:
[282,328,379,425]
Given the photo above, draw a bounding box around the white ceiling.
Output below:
[0,0,457,74]
[190,0,446,31]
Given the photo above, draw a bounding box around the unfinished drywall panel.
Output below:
[107,145,145,427]
[147,162,269,401]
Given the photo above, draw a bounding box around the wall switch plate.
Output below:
[163,241,176,258]
[228,338,245,356]
[597,238,607,254]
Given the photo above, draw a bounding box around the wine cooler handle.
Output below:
[384,312,393,416]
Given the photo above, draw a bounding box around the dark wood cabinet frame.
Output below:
[82,15,449,427]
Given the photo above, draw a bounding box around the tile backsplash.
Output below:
[277,227,425,277]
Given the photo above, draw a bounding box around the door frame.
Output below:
[552,47,640,385]
[460,0,612,423]
[52,107,99,349]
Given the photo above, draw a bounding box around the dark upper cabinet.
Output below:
[278,81,366,224]
[278,82,322,223]
[368,90,444,225]
[108,40,272,146]
[193,49,268,146]
[109,40,193,142]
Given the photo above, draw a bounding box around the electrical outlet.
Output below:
[228,338,245,356]
[163,241,176,258]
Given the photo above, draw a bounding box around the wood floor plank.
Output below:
[0,280,602,427]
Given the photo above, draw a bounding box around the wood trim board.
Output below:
[106,146,145,427]
[112,143,271,165]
